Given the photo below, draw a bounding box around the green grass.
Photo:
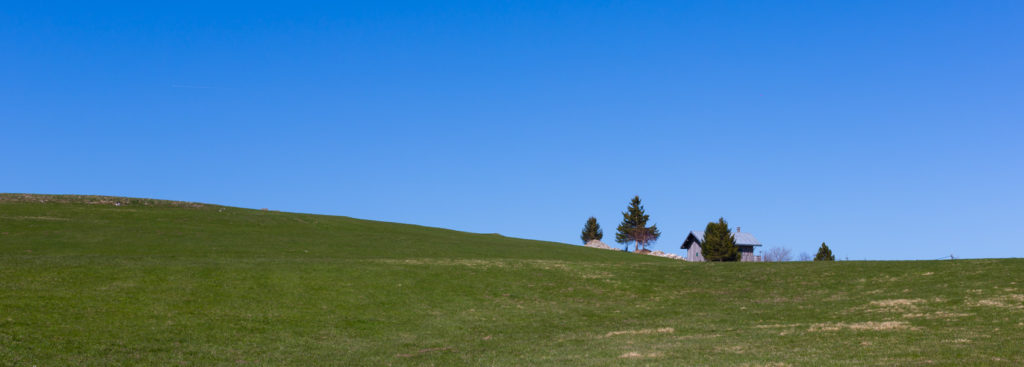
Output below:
[1,194,1022,366]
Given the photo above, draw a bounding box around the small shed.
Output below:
[680,229,763,262]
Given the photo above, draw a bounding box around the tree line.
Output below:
[580,196,835,262]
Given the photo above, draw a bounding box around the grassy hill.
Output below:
[1,194,1022,366]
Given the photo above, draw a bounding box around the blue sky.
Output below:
[3,1,1022,260]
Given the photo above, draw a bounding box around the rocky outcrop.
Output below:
[584,240,614,250]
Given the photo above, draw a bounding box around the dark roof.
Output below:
[680,230,762,249]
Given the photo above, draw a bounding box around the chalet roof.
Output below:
[681,230,762,249]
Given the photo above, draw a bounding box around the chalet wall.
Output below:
[739,246,755,262]
[688,243,703,262]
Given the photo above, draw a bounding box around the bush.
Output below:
[814,242,835,261]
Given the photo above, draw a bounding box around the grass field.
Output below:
[1,194,1022,366]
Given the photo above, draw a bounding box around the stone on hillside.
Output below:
[650,250,685,260]
[584,240,614,250]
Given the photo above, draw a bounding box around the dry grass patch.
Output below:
[368,259,589,272]
[871,299,925,308]
[523,260,574,272]
[973,294,1024,309]
[873,275,903,283]
[372,258,510,268]
[755,323,802,329]
[714,345,746,354]
[754,296,803,304]
[903,311,973,319]
[868,298,927,313]
[0,216,70,221]
[674,333,721,340]
[580,270,614,279]
[824,293,847,301]
[619,351,661,358]
[604,327,674,338]
[808,321,913,332]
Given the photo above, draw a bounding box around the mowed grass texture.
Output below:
[1,194,1022,366]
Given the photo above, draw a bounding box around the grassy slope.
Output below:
[1,194,1022,366]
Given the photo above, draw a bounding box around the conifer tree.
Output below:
[615,196,661,252]
[580,217,603,244]
[701,217,740,261]
[814,242,835,261]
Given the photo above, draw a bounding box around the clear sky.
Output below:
[3,1,1022,260]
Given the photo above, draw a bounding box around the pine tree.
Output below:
[615,196,661,252]
[814,242,835,261]
[701,217,740,261]
[580,217,603,244]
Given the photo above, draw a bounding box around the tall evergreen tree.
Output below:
[701,217,740,261]
[814,242,835,261]
[615,196,661,252]
[580,217,603,244]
